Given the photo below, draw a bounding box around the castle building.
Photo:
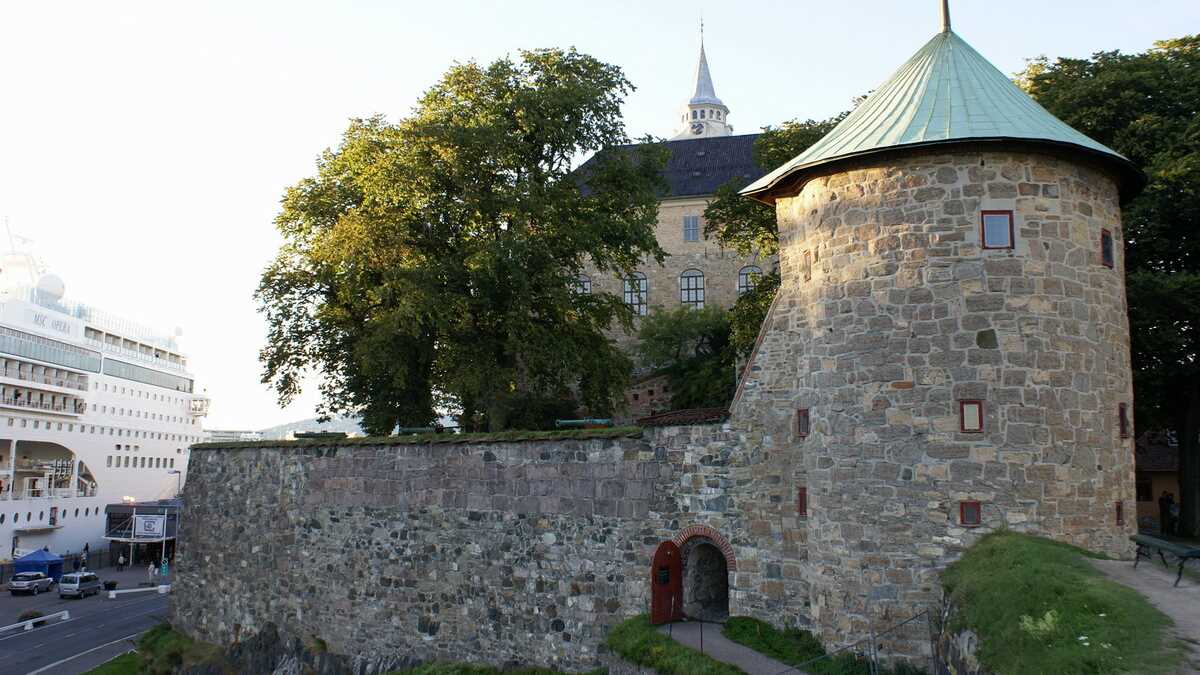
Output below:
[580,35,772,417]
[581,35,769,321]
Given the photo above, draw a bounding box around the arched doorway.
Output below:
[680,537,729,621]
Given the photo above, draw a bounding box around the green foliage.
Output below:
[941,531,1182,674]
[636,306,734,409]
[392,664,605,675]
[83,653,140,675]
[605,615,743,675]
[17,609,44,624]
[1019,35,1200,535]
[721,617,925,675]
[258,48,668,433]
[729,271,779,358]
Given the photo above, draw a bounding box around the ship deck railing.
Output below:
[0,368,88,391]
[0,397,85,414]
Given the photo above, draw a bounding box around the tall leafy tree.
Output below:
[1020,36,1200,535]
[703,115,846,356]
[257,49,668,433]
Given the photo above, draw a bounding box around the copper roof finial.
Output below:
[941,0,951,32]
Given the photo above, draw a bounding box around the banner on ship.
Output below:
[134,515,167,538]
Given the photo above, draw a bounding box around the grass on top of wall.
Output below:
[390,665,605,675]
[606,614,744,675]
[83,624,223,675]
[194,426,645,450]
[941,531,1183,675]
[721,617,926,675]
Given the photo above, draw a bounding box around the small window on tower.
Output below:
[980,211,1014,250]
[700,109,706,119]
[1118,403,1130,439]
[960,501,982,527]
[1101,229,1115,268]
[692,110,698,120]
[797,487,808,518]
[1115,500,1125,526]
[960,400,984,433]
[796,408,811,438]
[803,251,812,282]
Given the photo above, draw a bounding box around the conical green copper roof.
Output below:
[743,30,1143,203]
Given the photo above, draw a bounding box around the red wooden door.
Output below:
[650,540,683,625]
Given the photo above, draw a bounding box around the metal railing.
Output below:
[0,487,98,500]
[83,338,188,373]
[0,397,84,414]
[0,610,70,634]
[0,368,88,391]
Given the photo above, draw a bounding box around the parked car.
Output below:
[58,572,101,599]
[8,572,54,595]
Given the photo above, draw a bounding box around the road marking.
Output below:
[25,631,143,675]
[0,594,165,642]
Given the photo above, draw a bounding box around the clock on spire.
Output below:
[671,24,732,140]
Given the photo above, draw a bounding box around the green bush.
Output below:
[606,614,742,675]
[17,610,45,627]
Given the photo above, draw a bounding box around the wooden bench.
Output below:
[1131,534,1200,587]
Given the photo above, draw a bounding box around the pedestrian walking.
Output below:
[147,562,155,585]
[117,554,126,572]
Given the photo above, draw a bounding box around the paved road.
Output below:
[0,568,171,675]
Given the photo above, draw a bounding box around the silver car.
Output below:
[58,572,101,599]
[8,572,54,595]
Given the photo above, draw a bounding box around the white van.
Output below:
[58,572,101,599]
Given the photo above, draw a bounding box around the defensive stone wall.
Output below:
[171,425,801,672]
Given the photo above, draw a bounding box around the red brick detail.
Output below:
[672,524,737,571]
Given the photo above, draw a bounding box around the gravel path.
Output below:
[1090,558,1200,674]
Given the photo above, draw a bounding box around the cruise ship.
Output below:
[0,249,208,561]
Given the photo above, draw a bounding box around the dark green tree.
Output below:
[257,49,668,434]
[702,115,847,356]
[1020,36,1200,535]
[636,306,735,410]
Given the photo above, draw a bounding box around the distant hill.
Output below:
[257,416,365,440]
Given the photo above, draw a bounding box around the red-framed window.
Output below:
[797,487,808,518]
[1101,229,1115,268]
[959,400,984,433]
[980,210,1015,250]
[960,501,982,527]
[1115,500,1125,526]
[1118,403,1130,439]
[796,408,811,438]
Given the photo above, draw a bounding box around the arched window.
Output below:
[737,266,763,295]
[576,275,592,295]
[680,269,705,309]
[624,273,648,316]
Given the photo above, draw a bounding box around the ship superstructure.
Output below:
[0,250,207,559]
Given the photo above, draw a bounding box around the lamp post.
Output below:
[165,470,183,577]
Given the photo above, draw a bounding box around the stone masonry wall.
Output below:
[733,149,1137,657]
[171,425,806,672]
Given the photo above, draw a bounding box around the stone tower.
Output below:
[671,28,733,140]
[734,4,1145,656]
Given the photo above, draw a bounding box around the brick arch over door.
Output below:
[672,524,737,571]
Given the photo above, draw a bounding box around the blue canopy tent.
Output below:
[14,549,65,582]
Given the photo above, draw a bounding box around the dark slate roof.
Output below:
[1135,430,1179,473]
[637,407,730,427]
[578,134,763,199]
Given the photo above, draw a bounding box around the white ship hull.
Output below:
[0,283,206,561]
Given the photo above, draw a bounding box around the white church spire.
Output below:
[672,23,733,140]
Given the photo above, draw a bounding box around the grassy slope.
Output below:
[722,617,923,675]
[941,531,1182,674]
[606,615,744,675]
[82,652,140,675]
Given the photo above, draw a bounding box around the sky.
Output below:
[0,0,1195,429]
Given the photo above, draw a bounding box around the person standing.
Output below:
[146,562,155,585]
[117,554,125,572]
[1168,493,1180,536]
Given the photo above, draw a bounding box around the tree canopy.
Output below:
[1020,35,1200,535]
[702,115,846,356]
[257,48,668,434]
[636,306,734,410]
